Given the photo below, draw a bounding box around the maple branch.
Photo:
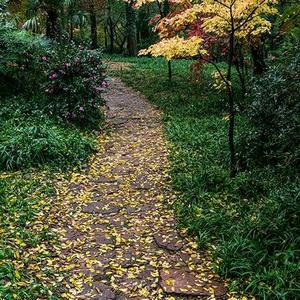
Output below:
[214,12,231,24]
[213,0,230,9]
[199,56,232,91]
[235,0,268,31]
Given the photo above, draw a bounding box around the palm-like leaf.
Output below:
[22,16,40,32]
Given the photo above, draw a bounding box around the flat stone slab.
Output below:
[91,283,116,299]
[160,269,210,296]
[154,232,184,251]
[160,269,227,297]
[83,201,119,215]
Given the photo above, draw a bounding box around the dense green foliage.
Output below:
[0,110,95,170]
[0,29,106,124]
[43,43,106,124]
[240,49,300,172]
[109,55,300,299]
[0,30,47,95]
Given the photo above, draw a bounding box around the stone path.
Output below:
[49,78,229,299]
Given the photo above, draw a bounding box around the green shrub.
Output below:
[240,49,300,172]
[0,116,95,170]
[0,27,107,125]
[0,29,48,96]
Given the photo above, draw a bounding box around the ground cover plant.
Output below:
[108,55,300,299]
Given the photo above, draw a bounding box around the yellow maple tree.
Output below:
[139,0,278,60]
[139,0,278,177]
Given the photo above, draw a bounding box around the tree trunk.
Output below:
[228,89,236,178]
[109,17,114,53]
[69,16,74,41]
[235,60,246,99]
[90,4,98,49]
[46,8,60,40]
[104,26,108,49]
[251,40,266,75]
[227,30,237,177]
[107,5,114,53]
[125,0,137,56]
[168,60,172,80]
[162,0,170,17]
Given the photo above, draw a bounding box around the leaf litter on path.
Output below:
[45,78,245,299]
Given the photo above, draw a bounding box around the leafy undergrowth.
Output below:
[0,83,100,170]
[108,55,300,299]
[0,98,102,299]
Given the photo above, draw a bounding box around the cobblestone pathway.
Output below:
[50,78,229,299]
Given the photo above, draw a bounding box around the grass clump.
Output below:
[0,97,96,171]
[0,117,95,170]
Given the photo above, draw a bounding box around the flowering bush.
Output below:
[1,21,106,126]
[43,43,106,125]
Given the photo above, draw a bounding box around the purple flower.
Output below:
[101,80,108,88]
[50,73,58,81]
[79,107,85,112]
[65,63,71,68]
[42,56,48,61]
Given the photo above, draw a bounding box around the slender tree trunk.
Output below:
[168,60,172,80]
[90,4,98,49]
[251,40,266,75]
[46,8,60,40]
[125,0,137,56]
[109,17,114,53]
[227,29,237,177]
[235,61,246,99]
[228,91,236,178]
[164,1,172,78]
[107,5,114,53]
[69,16,74,41]
[160,1,172,79]
[104,26,108,49]
[235,44,247,99]
[163,0,170,17]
